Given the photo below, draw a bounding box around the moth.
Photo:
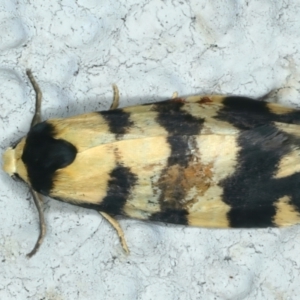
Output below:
[3,70,300,257]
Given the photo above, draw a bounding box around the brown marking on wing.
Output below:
[182,161,214,207]
[198,96,212,104]
[171,97,186,103]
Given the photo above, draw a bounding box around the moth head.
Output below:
[2,138,29,183]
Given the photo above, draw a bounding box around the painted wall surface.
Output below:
[1,1,300,299]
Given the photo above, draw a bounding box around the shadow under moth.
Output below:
[3,70,300,257]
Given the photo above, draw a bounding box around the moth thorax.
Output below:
[2,147,16,176]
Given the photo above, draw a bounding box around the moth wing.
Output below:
[48,100,300,228]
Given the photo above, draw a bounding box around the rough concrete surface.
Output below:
[1,1,300,299]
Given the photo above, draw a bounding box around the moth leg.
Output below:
[99,211,129,254]
[110,84,120,110]
[26,69,43,127]
[26,191,46,258]
[259,89,282,103]
[172,91,178,99]
[26,69,47,258]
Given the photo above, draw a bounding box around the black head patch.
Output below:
[22,122,77,195]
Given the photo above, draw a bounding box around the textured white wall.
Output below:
[1,0,300,299]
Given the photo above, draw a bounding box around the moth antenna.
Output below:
[99,212,129,254]
[26,69,42,127]
[25,69,46,258]
[110,84,120,110]
[26,190,46,258]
